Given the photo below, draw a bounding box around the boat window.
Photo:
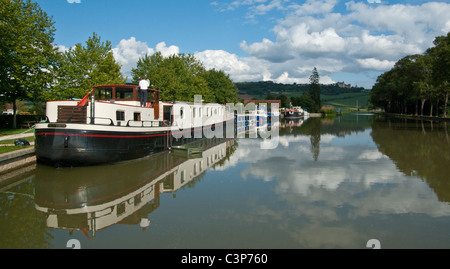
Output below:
[180,107,184,119]
[199,108,202,117]
[134,193,142,206]
[96,87,113,99]
[134,112,141,121]
[180,170,185,184]
[115,87,134,99]
[117,202,126,216]
[116,111,125,121]
[193,107,196,118]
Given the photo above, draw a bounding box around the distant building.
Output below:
[336,81,351,88]
[2,104,14,115]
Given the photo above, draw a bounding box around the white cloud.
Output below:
[111,37,154,79]
[57,45,69,53]
[232,1,450,87]
[356,58,395,71]
[290,0,338,16]
[155,42,179,58]
[108,1,450,88]
[240,38,291,63]
[111,38,179,79]
[345,31,423,60]
[194,50,250,74]
[249,0,286,16]
[67,0,81,3]
[345,1,450,46]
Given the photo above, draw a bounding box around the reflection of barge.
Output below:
[34,138,235,238]
[34,84,234,166]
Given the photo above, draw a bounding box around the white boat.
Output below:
[34,84,234,166]
[284,106,306,119]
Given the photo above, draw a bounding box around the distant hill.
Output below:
[235,81,366,99]
[235,81,370,110]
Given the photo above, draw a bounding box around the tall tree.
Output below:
[309,67,321,112]
[0,0,59,127]
[46,33,124,100]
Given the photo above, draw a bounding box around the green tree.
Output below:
[309,67,321,112]
[0,0,59,127]
[47,33,124,100]
[202,68,238,104]
[265,93,276,100]
[371,32,449,117]
[132,52,214,103]
[291,93,314,111]
[428,32,450,118]
[277,94,290,108]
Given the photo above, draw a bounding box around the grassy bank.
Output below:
[321,91,370,112]
[0,145,33,155]
[382,112,450,122]
[0,128,35,155]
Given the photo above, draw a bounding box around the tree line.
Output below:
[236,80,364,97]
[370,32,449,118]
[131,53,237,104]
[0,0,237,127]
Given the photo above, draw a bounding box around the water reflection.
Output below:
[1,114,450,248]
[34,138,236,238]
[222,115,450,248]
[371,117,450,203]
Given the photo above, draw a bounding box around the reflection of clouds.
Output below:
[218,130,450,247]
[289,224,362,249]
[358,150,387,161]
[320,134,335,143]
[278,135,310,147]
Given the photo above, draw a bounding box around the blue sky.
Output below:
[34,0,450,88]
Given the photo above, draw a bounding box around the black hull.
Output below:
[284,116,302,119]
[35,120,233,167]
[284,112,303,119]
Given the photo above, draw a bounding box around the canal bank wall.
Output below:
[380,112,450,122]
[0,147,36,184]
[0,132,37,184]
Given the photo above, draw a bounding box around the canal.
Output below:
[1,113,449,249]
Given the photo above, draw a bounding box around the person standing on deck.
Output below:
[139,76,150,107]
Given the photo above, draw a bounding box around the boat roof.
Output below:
[93,84,160,92]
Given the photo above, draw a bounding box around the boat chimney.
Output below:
[90,94,95,124]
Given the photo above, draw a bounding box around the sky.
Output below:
[34,0,450,89]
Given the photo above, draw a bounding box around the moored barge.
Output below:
[34,84,234,166]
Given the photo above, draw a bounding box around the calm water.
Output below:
[1,114,450,249]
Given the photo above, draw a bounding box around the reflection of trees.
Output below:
[280,115,370,135]
[309,119,321,161]
[0,179,52,249]
[371,117,450,202]
[281,115,373,161]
